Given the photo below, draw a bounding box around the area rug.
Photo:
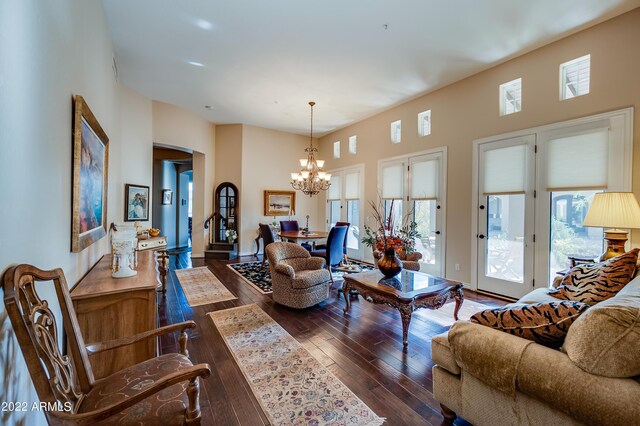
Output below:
[227,260,375,295]
[416,299,493,327]
[227,261,273,294]
[208,304,385,425]
[174,266,237,306]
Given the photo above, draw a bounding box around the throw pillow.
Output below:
[550,248,639,306]
[470,301,589,347]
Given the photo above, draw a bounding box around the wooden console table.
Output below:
[70,250,160,379]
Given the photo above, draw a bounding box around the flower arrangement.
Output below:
[361,199,420,255]
[225,229,237,242]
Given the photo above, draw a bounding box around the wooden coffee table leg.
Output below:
[342,281,351,313]
[453,288,464,321]
[400,305,413,349]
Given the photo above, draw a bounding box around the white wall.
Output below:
[0,2,152,425]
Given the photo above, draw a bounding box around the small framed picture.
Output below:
[162,189,173,205]
[125,184,150,221]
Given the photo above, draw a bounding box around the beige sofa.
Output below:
[431,276,640,426]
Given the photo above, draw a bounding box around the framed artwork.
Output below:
[264,190,296,216]
[162,189,173,205]
[124,184,149,221]
[71,95,109,253]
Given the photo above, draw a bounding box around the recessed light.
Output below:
[204,105,213,110]
[188,61,204,67]
[194,19,214,30]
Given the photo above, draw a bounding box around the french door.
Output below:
[476,135,536,299]
[379,149,447,276]
[473,108,633,299]
[326,166,364,260]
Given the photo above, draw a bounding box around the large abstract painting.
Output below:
[71,95,109,252]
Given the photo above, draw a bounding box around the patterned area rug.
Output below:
[174,266,237,307]
[227,260,375,295]
[227,262,273,294]
[417,299,493,327]
[208,304,385,425]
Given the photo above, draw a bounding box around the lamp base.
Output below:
[600,229,628,261]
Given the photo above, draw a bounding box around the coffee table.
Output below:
[342,269,464,349]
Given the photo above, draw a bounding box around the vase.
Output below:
[378,249,403,278]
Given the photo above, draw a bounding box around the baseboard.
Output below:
[474,289,518,303]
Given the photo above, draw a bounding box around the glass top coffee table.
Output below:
[342,269,464,349]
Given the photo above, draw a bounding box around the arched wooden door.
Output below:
[214,182,239,243]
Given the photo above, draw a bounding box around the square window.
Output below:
[390,120,401,144]
[348,135,357,154]
[499,78,522,116]
[418,110,431,136]
[333,141,341,159]
[560,54,590,100]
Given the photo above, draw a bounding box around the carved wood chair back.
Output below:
[3,264,93,412]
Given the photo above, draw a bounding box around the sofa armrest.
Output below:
[517,341,640,426]
[448,321,533,396]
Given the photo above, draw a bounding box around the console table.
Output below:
[70,250,160,379]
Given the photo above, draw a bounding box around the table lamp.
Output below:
[582,192,640,260]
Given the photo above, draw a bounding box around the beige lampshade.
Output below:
[583,192,640,229]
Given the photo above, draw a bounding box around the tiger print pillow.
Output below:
[550,248,639,306]
[470,301,589,347]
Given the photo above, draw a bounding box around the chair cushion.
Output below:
[550,249,639,305]
[470,301,589,348]
[563,276,640,377]
[291,269,331,289]
[81,353,193,425]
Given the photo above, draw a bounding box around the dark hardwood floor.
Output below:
[157,252,506,425]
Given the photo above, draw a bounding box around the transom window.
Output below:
[348,135,357,154]
[499,78,522,116]
[418,110,431,136]
[333,141,341,158]
[390,120,401,144]
[560,54,590,100]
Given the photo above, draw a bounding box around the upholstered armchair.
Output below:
[373,248,423,271]
[266,242,332,308]
[3,264,211,425]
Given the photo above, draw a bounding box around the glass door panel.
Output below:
[549,190,603,283]
[485,194,525,283]
[413,200,436,266]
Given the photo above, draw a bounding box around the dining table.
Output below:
[278,230,328,250]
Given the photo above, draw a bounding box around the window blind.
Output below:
[344,172,360,200]
[381,163,404,199]
[410,159,439,200]
[328,175,341,200]
[547,127,609,191]
[483,144,527,195]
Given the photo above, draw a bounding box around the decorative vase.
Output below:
[378,249,403,278]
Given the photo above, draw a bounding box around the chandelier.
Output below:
[290,101,331,196]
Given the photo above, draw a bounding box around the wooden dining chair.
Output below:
[2,264,211,425]
[259,223,276,268]
[280,220,312,251]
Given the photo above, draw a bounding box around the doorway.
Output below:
[152,147,193,250]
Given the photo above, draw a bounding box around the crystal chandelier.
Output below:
[290,101,331,196]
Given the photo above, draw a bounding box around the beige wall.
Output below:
[215,124,243,188]
[318,8,640,283]
[0,2,144,425]
[237,125,320,255]
[152,101,216,257]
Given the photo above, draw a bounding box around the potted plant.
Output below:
[361,199,421,278]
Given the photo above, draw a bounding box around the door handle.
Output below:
[478,234,485,239]
[435,231,441,235]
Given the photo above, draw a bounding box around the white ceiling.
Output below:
[103,0,640,136]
